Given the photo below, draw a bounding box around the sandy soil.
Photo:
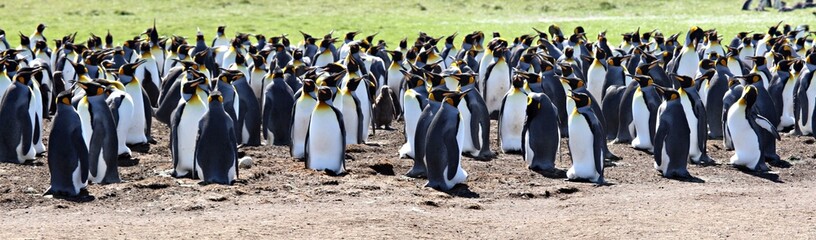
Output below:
[2,117,816,239]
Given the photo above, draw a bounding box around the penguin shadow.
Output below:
[128,143,151,153]
[369,163,395,176]
[767,159,793,169]
[565,178,616,187]
[117,154,140,167]
[46,189,95,203]
[665,175,706,183]
[444,184,480,198]
[20,160,44,166]
[530,168,567,179]
[733,165,784,183]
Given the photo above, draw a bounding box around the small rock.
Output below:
[23,187,38,194]
[54,204,69,209]
[207,195,228,202]
[239,157,253,169]
[464,204,483,210]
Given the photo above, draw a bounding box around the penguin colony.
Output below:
[0,21,810,197]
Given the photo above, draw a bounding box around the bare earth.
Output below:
[2,117,816,239]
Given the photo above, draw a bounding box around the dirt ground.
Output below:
[2,116,816,239]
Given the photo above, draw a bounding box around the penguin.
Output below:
[424,89,470,191]
[652,86,692,178]
[601,55,629,100]
[211,26,229,47]
[673,74,712,164]
[705,57,733,138]
[76,81,120,184]
[566,91,605,184]
[673,26,704,78]
[796,55,816,135]
[0,69,37,163]
[482,46,511,118]
[453,73,495,160]
[290,79,318,159]
[410,86,455,179]
[170,77,209,178]
[135,42,161,107]
[563,77,619,160]
[629,75,661,152]
[95,79,135,157]
[768,59,796,131]
[117,60,153,145]
[312,37,337,68]
[194,91,239,185]
[248,53,268,103]
[45,91,89,197]
[305,86,346,175]
[522,92,561,172]
[213,71,242,139]
[262,67,295,146]
[28,24,47,49]
[398,72,427,161]
[586,50,608,100]
[225,69,262,146]
[726,85,779,172]
[333,76,365,145]
[498,75,528,153]
[372,85,397,130]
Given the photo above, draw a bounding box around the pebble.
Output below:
[239,157,253,169]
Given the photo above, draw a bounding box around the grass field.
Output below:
[1,0,814,48]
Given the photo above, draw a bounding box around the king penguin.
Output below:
[290,79,318,159]
[170,77,209,178]
[452,73,494,160]
[673,26,705,78]
[726,85,779,172]
[482,46,511,118]
[333,75,365,144]
[566,91,606,184]
[522,92,561,172]
[45,91,89,197]
[652,86,692,178]
[796,54,816,135]
[0,69,37,163]
[398,72,427,160]
[195,91,239,185]
[305,86,346,175]
[262,67,295,146]
[76,81,120,184]
[424,89,470,191]
[117,60,153,145]
[673,74,712,164]
[629,75,661,152]
[498,75,529,153]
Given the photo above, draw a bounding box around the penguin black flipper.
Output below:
[465,91,490,157]
[689,90,709,160]
[331,106,347,171]
[497,92,508,142]
[142,90,154,143]
[142,70,160,107]
[170,103,186,175]
[156,80,181,125]
[446,119,462,181]
[352,93,364,144]
[644,88,661,142]
[581,108,606,182]
[798,72,813,127]
[603,85,627,141]
[653,114,667,168]
[160,67,184,103]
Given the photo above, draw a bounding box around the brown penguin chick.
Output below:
[372,85,397,130]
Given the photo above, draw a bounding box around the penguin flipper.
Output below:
[445,120,462,181]
[262,91,273,141]
[465,97,482,151]
[498,92,509,142]
[142,91,154,142]
[754,114,780,140]
[692,97,708,155]
[581,109,606,178]
[170,104,185,172]
[352,94,364,144]
[799,77,811,126]
[653,116,668,168]
[74,128,90,184]
[332,106,347,171]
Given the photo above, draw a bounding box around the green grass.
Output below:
[1,0,813,48]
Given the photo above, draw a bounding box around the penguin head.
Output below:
[321,62,346,75]
[806,53,816,65]
[738,73,763,85]
[77,81,107,97]
[561,76,584,90]
[426,72,446,88]
[95,78,125,91]
[35,23,46,34]
[118,59,146,82]
[451,73,476,88]
[208,90,223,103]
[344,31,360,42]
[386,50,404,62]
[568,91,591,109]
[792,59,805,73]
[181,76,207,96]
[445,32,458,47]
[441,89,470,107]
[301,79,316,94]
[511,75,525,89]
[558,63,574,77]
[740,36,753,48]
[699,59,715,71]
[344,75,364,91]
[316,86,332,102]
[216,26,226,36]
[697,69,716,83]
[632,75,653,88]
[322,71,346,88]
[104,30,113,47]
[768,21,783,36]
[661,51,673,63]
[740,85,758,108]
[776,59,793,72]
[747,56,767,66]
[401,70,425,89]
[654,85,680,101]
[56,90,73,106]
[427,87,448,102]
[18,32,30,48]
[67,59,88,76]
[0,58,18,73]
[685,26,704,47]
[515,71,541,84]
[672,74,695,89]
[606,55,628,66]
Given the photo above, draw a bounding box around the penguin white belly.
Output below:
[354,86,372,142]
[679,93,701,160]
[779,81,795,129]
[499,92,527,152]
[177,104,207,176]
[727,105,761,168]
[0,78,10,100]
[110,91,135,155]
[458,101,478,155]
[125,84,148,144]
[524,131,533,166]
[162,54,177,78]
[29,81,45,153]
[442,118,468,189]
[386,68,403,95]
[77,101,93,148]
[567,112,600,181]
[72,163,85,193]
[335,93,359,144]
[291,98,317,158]
[313,52,334,68]
[676,48,699,78]
[755,40,768,56]
[631,90,653,151]
[727,59,743,77]
[477,53,490,79]
[656,145,671,173]
[137,59,161,90]
[249,70,266,101]
[586,63,606,99]
[399,93,422,158]
[307,109,344,172]
[699,82,709,107]
[484,62,510,113]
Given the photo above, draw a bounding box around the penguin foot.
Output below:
[611,138,631,144]
[604,152,621,161]
[530,167,566,178]
[690,156,717,166]
[324,169,347,176]
[766,158,792,168]
[405,167,426,178]
[344,154,354,160]
[603,160,617,167]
